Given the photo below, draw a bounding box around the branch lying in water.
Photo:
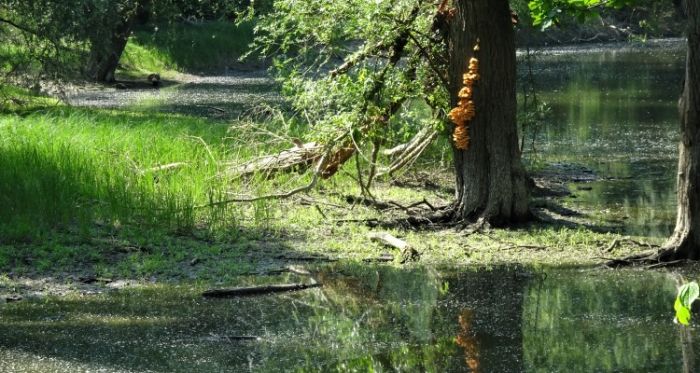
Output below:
[203,283,322,298]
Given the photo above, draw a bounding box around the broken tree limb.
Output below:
[382,143,409,157]
[197,153,328,207]
[138,162,188,175]
[221,7,423,183]
[378,127,438,177]
[226,142,323,178]
[368,232,410,251]
[368,231,421,263]
[202,283,322,298]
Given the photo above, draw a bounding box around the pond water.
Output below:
[0,264,696,372]
[524,38,686,237]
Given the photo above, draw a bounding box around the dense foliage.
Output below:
[250,0,449,148]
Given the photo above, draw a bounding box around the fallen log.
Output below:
[203,283,322,298]
[368,231,421,263]
[368,232,410,251]
[226,142,323,178]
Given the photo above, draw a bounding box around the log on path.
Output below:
[203,283,322,298]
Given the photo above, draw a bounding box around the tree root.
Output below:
[605,248,688,268]
[366,208,456,230]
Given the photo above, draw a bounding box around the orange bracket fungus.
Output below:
[448,41,480,150]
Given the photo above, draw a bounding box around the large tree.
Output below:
[85,1,144,82]
[449,0,530,224]
[248,0,530,226]
[660,0,700,260]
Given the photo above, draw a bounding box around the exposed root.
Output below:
[368,207,456,230]
[605,247,686,268]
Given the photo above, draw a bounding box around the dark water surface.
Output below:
[0,265,696,372]
[524,38,686,237]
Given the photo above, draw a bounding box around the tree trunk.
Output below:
[87,6,137,82]
[662,1,700,260]
[448,0,530,225]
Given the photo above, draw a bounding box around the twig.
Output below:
[501,244,548,251]
[314,205,328,220]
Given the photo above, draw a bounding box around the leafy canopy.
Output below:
[248,0,449,145]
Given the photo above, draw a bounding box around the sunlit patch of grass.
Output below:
[0,107,237,243]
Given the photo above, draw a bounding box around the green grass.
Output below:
[0,107,238,242]
[121,20,255,76]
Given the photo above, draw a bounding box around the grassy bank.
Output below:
[121,20,256,77]
[0,106,658,280]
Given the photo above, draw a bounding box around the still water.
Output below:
[0,264,694,372]
[525,38,686,237]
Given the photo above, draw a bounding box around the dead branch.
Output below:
[202,283,322,298]
[138,162,188,175]
[378,127,438,177]
[368,232,410,251]
[273,254,338,262]
[226,142,322,178]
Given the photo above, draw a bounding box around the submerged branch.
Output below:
[203,283,322,298]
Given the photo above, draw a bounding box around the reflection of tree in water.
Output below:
[456,309,480,372]
[523,269,689,371]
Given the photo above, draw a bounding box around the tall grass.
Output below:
[0,108,236,242]
[122,20,255,74]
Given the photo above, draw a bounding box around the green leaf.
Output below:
[679,282,700,309]
[675,298,691,325]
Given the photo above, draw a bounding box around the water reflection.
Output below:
[1,264,695,372]
[523,40,686,236]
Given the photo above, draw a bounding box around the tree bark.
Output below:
[449,0,530,225]
[87,4,138,82]
[662,1,700,260]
